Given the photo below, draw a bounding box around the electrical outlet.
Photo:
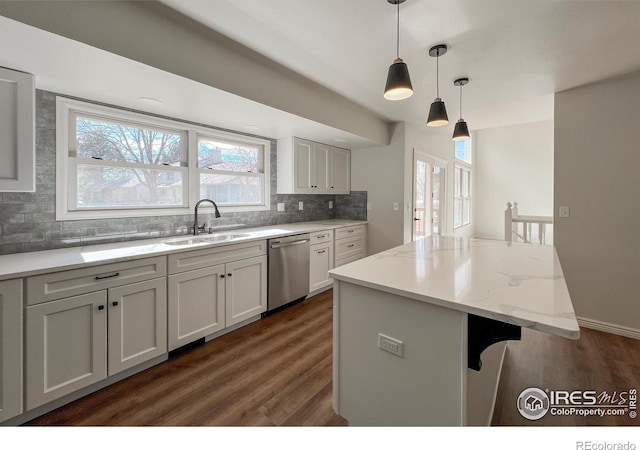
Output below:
[329,200,333,209]
[277,202,285,212]
[378,333,403,357]
[298,201,304,210]
[559,206,570,218]
[393,202,399,211]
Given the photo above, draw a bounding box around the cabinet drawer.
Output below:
[310,229,333,245]
[335,235,365,262]
[335,225,365,240]
[26,256,167,306]
[168,240,267,275]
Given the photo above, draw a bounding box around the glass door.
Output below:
[413,151,447,241]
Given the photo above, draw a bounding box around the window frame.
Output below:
[56,97,271,221]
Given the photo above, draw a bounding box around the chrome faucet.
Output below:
[193,199,221,235]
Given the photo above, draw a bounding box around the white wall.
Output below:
[474,120,554,242]
[555,75,640,334]
[351,123,406,256]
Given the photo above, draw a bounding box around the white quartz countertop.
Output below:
[329,236,579,339]
[0,220,366,281]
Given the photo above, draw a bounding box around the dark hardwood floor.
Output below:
[26,289,639,427]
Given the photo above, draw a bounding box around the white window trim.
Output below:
[56,97,271,221]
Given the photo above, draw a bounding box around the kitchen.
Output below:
[1,0,640,447]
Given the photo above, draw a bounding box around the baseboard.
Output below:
[577,317,640,340]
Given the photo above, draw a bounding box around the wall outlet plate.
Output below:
[277,202,285,212]
[378,333,403,357]
[559,206,570,218]
[298,201,304,210]
[329,200,333,209]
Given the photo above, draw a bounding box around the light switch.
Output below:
[559,206,570,218]
[298,201,304,210]
[393,202,399,211]
[329,201,333,209]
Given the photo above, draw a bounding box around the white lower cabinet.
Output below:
[167,242,267,351]
[0,279,23,422]
[225,255,267,327]
[168,265,226,351]
[26,278,167,410]
[309,229,334,294]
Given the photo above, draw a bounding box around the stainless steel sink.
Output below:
[164,234,248,246]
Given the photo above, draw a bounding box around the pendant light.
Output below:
[384,0,413,101]
[452,78,470,140]
[426,44,448,127]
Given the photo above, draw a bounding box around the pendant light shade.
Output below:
[384,0,412,101]
[427,98,448,127]
[452,78,470,141]
[426,44,448,127]
[385,58,413,100]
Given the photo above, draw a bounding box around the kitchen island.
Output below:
[328,236,579,426]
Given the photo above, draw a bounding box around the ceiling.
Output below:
[160,0,640,130]
[2,1,640,148]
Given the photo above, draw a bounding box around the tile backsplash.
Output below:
[0,90,366,255]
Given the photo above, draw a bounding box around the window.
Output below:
[197,136,265,206]
[454,166,471,228]
[453,138,472,229]
[454,139,471,164]
[56,98,270,220]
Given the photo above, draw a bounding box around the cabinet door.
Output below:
[310,242,334,293]
[314,143,331,191]
[226,255,267,327]
[108,278,167,375]
[330,147,351,194]
[0,279,22,422]
[168,265,226,351]
[293,138,314,193]
[0,67,35,192]
[26,291,108,410]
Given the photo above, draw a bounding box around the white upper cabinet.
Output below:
[0,67,35,192]
[277,137,350,195]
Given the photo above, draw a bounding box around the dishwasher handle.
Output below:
[270,239,309,249]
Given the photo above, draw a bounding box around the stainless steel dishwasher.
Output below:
[267,233,310,313]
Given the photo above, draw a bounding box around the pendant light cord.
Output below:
[436,53,440,98]
[396,1,400,58]
[459,83,463,118]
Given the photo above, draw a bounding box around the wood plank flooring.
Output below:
[492,326,640,426]
[26,289,639,426]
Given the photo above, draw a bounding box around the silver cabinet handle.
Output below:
[270,239,309,249]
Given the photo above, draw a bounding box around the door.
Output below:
[26,291,108,410]
[413,151,447,241]
[329,147,350,194]
[314,143,331,191]
[108,278,167,375]
[310,242,334,293]
[168,265,226,351]
[294,138,314,193]
[226,255,267,327]
[0,279,22,421]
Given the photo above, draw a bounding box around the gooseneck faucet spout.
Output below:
[193,199,221,235]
